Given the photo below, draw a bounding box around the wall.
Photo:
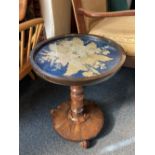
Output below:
[39,0,71,38]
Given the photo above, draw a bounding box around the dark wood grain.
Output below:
[70,86,84,121]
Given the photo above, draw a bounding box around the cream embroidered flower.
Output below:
[39,38,113,77]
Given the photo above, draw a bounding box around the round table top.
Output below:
[30,34,126,85]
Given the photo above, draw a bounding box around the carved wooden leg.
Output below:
[51,85,104,149]
[68,86,87,123]
[80,140,89,149]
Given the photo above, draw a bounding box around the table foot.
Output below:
[50,100,104,142]
[80,140,89,149]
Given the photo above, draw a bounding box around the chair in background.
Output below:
[71,0,135,68]
[19,0,28,22]
[19,18,44,80]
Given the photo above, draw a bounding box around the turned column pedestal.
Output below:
[51,86,104,148]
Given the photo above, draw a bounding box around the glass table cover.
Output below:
[30,34,126,148]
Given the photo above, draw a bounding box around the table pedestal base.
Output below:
[50,86,104,148]
[51,90,104,148]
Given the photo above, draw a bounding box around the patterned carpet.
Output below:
[19,67,135,155]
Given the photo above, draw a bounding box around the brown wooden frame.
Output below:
[78,8,135,18]
[19,18,44,80]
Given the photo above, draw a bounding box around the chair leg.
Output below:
[29,71,35,80]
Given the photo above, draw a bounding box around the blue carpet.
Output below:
[20,67,135,155]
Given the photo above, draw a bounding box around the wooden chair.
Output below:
[19,18,44,80]
[71,0,135,68]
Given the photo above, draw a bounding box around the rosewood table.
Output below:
[30,34,126,148]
